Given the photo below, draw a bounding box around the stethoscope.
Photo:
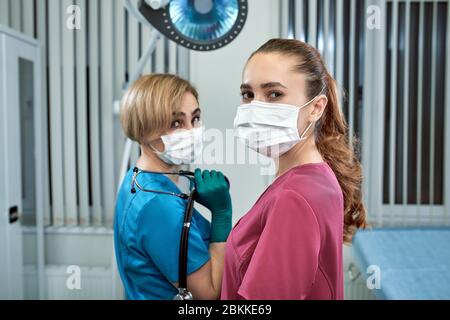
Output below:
[130,167,229,300]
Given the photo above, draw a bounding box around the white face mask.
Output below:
[234,97,317,158]
[150,126,204,165]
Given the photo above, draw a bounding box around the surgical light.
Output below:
[139,0,248,51]
[146,0,170,10]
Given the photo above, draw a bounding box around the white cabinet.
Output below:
[0,25,44,299]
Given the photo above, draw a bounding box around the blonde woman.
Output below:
[115,74,232,300]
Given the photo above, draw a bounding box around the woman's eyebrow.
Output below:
[172,111,186,117]
[172,108,201,117]
[260,82,287,89]
[240,82,287,90]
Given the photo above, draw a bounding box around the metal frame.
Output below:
[177,46,190,80]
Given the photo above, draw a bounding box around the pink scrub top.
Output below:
[221,162,344,300]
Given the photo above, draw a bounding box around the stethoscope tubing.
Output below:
[129,167,230,300]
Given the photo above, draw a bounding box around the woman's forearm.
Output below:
[209,242,226,297]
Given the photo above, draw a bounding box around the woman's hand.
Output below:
[194,169,232,243]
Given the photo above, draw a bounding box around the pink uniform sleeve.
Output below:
[238,190,321,300]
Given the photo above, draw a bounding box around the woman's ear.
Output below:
[309,95,328,122]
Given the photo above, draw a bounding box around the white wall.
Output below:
[190,0,280,224]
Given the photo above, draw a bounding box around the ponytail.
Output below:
[316,73,367,244]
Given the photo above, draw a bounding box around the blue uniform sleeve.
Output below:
[137,194,211,283]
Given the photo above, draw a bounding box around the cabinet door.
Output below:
[0,30,44,300]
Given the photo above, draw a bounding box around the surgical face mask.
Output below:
[234,98,317,158]
[150,126,204,165]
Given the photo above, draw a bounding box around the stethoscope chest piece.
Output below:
[173,288,193,300]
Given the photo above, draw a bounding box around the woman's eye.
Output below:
[171,120,181,129]
[241,91,254,101]
[192,116,201,125]
[268,92,283,99]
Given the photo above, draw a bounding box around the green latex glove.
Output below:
[194,169,232,243]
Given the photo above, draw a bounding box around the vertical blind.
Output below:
[383,1,447,206]
[0,0,188,227]
[280,0,450,226]
[281,0,366,154]
[381,0,449,227]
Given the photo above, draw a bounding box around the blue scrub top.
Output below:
[114,168,211,300]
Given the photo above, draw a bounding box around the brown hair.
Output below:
[249,39,367,244]
[120,74,198,144]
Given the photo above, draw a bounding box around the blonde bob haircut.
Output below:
[120,74,199,144]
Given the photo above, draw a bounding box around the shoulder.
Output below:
[262,163,342,221]
[137,192,186,226]
[130,193,187,246]
[284,162,339,187]
[260,189,322,244]
[279,162,343,207]
[263,189,318,225]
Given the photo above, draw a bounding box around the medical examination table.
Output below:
[352,227,450,300]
